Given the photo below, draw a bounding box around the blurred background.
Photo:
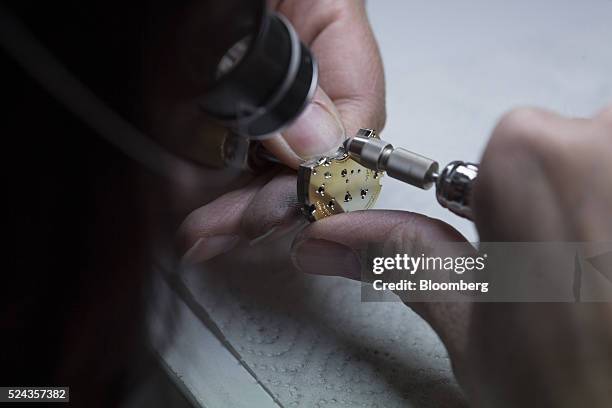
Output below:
[372,0,612,242]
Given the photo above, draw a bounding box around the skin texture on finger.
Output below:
[474,107,612,241]
[291,210,472,369]
[176,174,268,264]
[465,106,612,407]
[463,302,612,408]
[275,0,386,138]
[263,1,386,170]
[239,170,304,241]
[262,87,345,169]
[473,108,570,241]
[292,210,467,268]
[177,169,303,265]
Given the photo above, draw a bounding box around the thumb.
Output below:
[290,210,472,366]
[262,86,345,169]
[290,210,468,280]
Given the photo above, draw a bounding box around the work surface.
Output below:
[153,1,612,407]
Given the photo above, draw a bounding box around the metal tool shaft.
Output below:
[344,129,439,189]
[344,130,479,220]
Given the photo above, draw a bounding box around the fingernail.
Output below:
[181,235,240,266]
[283,101,345,158]
[249,218,306,246]
[291,239,361,279]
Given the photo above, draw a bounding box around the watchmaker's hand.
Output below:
[177,0,386,265]
[291,105,612,407]
[263,0,386,168]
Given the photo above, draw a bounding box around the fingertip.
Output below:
[291,237,362,279]
[262,87,345,168]
[290,210,470,278]
[181,235,241,266]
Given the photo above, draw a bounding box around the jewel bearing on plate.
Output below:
[297,129,384,222]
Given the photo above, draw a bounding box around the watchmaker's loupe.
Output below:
[198,2,318,139]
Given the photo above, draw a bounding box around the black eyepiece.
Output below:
[199,12,318,139]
